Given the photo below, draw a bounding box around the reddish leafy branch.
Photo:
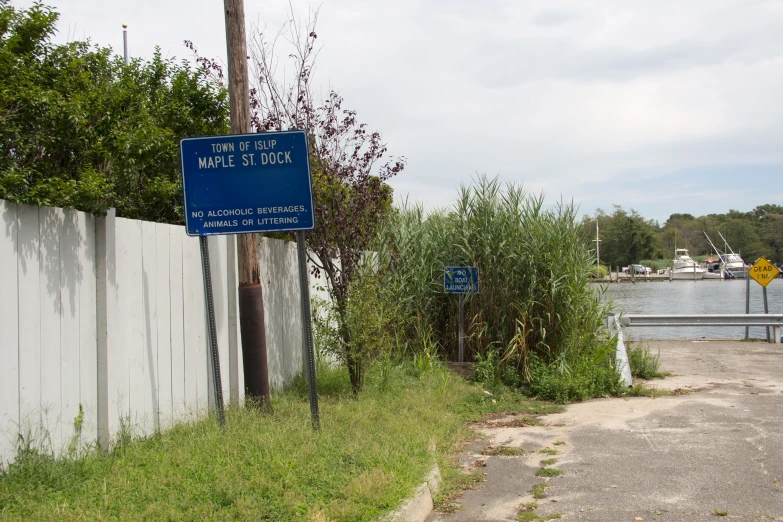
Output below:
[188,8,405,391]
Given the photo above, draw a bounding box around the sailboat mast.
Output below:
[704,232,722,260]
[717,231,735,255]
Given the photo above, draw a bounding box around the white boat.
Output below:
[702,270,723,280]
[721,252,748,278]
[700,254,724,279]
[671,248,706,280]
[717,232,749,278]
[704,232,749,279]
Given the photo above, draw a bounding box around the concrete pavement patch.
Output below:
[426,340,783,521]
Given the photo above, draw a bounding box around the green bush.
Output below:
[0,3,229,223]
[628,343,664,379]
[528,348,623,403]
[311,263,413,390]
[474,350,499,384]
[376,176,613,397]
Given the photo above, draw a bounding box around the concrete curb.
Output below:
[382,464,441,522]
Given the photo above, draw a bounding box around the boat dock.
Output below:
[593,272,723,283]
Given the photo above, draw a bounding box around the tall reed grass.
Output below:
[377,176,615,392]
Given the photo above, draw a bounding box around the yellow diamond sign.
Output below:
[749,257,780,288]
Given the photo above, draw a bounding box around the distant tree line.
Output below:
[582,204,783,268]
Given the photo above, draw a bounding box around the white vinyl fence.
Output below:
[0,199,325,466]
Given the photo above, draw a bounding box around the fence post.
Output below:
[94,209,116,450]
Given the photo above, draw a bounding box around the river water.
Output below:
[599,279,783,340]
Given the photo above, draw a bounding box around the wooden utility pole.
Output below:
[224,0,271,410]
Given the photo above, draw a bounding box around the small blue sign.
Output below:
[444,267,479,293]
[180,130,314,236]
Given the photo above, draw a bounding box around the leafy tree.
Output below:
[583,206,658,268]
[244,12,405,392]
[0,1,229,222]
[588,204,782,265]
[761,214,783,263]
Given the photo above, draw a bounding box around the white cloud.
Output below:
[15,0,783,221]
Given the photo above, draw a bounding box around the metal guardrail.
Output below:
[606,314,782,388]
[618,314,782,344]
[605,314,633,387]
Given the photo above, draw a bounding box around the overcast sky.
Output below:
[21,0,783,223]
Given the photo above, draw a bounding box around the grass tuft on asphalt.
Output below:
[0,361,556,521]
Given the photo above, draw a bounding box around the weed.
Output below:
[474,350,500,385]
[553,440,566,446]
[523,502,539,510]
[539,448,558,455]
[531,481,548,499]
[535,468,564,477]
[628,343,666,379]
[433,463,489,514]
[714,509,729,516]
[528,350,625,403]
[518,514,562,522]
[540,458,557,466]
[481,446,524,457]
[623,383,671,398]
[491,416,543,428]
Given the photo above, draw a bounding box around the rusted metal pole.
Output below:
[224,0,271,410]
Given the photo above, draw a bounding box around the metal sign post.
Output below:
[458,293,465,363]
[296,231,320,430]
[444,267,479,363]
[180,129,319,429]
[745,265,750,339]
[200,236,225,425]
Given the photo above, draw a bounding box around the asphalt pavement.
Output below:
[427,339,783,521]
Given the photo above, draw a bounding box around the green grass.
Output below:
[628,342,666,379]
[481,446,525,457]
[552,441,566,446]
[540,458,557,466]
[623,383,672,398]
[535,467,564,477]
[539,448,558,455]
[518,513,562,522]
[1,362,554,521]
[530,481,549,499]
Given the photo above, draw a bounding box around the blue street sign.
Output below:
[180,130,314,236]
[444,267,479,293]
